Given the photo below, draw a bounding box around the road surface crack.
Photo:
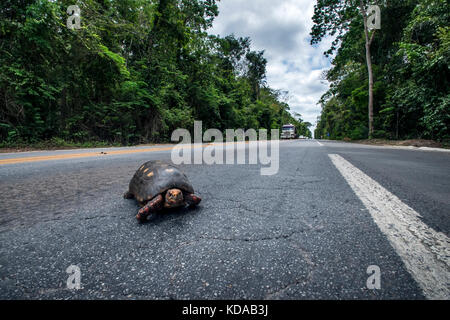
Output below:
[264,244,315,300]
[198,229,307,242]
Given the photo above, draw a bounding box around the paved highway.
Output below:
[0,140,448,299]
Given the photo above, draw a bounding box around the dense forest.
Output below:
[312,0,449,141]
[0,0,311,147]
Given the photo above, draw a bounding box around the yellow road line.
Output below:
[0,141,257,165]
[0,146,185,165]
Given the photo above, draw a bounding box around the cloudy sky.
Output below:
[209,0,334,132]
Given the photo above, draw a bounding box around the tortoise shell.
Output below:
[128,161,194,203]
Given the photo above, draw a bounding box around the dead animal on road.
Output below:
[124,160,201,222]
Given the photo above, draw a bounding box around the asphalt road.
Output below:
[0,140,448,299]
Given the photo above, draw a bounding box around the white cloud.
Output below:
[209,0,333,132]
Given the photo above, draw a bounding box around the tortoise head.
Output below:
[164,188,184,208]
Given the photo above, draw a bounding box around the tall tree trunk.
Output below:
[365,37,374,138]
[396,111,399,140]
[360,1,376,138]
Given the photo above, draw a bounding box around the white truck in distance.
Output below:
[281,124,297,139]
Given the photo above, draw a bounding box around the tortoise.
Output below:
[124,160,201,221]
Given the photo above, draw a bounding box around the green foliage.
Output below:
[1,0,308,145]
[313,0,449,141]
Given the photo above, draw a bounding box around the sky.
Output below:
[208,0,334,132]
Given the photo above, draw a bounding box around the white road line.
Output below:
[316,141,324,146]
[328,154,449,300]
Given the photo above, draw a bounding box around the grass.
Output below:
[0,137,122,153]
[347,138,450,149]
[2,137,449,153]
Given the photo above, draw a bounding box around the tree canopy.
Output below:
[312,0,449,141]
[0,0,311,146]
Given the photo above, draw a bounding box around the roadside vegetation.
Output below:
[311,0,449,143]
[0,0,312,150]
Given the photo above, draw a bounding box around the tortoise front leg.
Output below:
[123,191,134,199]
[136,194,163,221]
[184,193,201,208]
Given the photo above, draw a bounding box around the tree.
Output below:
[0,0,301,146]
[311,0,380,137]
[245,50,267,101]
[313,0,448,142]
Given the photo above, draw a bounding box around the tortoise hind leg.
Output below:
[184,193,201,208]
[124,191,134,199]
[136,194,164,221]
